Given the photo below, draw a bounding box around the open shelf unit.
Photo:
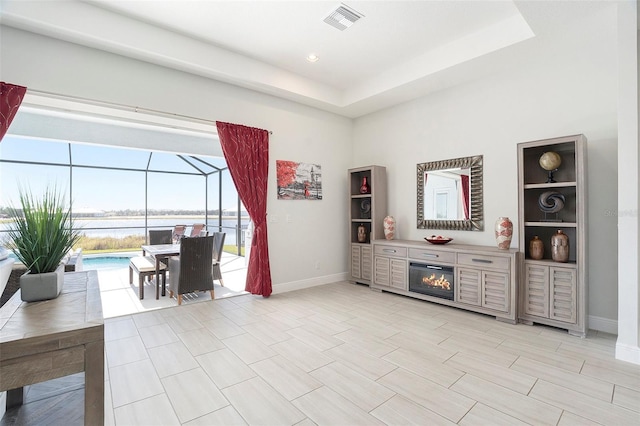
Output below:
[517,134,587,336]
[348,165,386,285]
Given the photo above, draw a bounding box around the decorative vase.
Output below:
[551,229,570,262]
[494,217,513,249]
[529,235,544,260]
[383,216,396,240]
[19,264,64,302]
[357,224,367,243]
[359,176,370,194]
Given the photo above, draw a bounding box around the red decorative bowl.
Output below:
[425,237,453,245]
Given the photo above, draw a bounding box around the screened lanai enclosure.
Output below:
[0,104,249,256]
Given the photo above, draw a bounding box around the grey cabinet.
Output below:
[348,166,387,285]
[371,240,518,322]
[373,244,407,290]
[518,135,587,337]
[456,268,510,313]
[351,245,372,282]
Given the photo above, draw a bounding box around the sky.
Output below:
[0,135,240,212]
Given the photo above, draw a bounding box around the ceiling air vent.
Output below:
[323,3,364,31]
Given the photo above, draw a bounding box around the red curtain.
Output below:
[460,174,470,220]
[0,82,27,142]
[216,121,272,297]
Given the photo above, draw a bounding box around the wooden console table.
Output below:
[0,270,104,425]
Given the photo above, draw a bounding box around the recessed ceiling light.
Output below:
[306,54,319,63]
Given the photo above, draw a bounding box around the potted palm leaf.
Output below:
[6,186,81,302]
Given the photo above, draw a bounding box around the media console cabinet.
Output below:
[370,239,519,323]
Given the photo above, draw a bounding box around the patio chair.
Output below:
[149,229,172,245]
[211,232,226,287]
[172,225,187,244]
[168,236,215,305]
[190,223,206,237]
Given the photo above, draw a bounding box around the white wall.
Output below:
[615,1,639,364]
[352,6,619,326]
[0,26,353,293]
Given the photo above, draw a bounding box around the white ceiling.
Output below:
[0,0,621,118]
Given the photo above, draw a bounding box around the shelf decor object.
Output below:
[357,224,367,243]
[539,151,562,183]
[359,176,370,194]
[518,134,587,337]
[551,229,570,262]
[538,191,565,221]
[383,215,396,240]
[349,166,387,285]
[529,236,544,260]
[495,217,513,249]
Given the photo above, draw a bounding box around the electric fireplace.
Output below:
[409,262,454,300]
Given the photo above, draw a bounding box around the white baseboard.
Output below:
[588,315,618,334]
[616,342,640,365]
[271,273,348,295]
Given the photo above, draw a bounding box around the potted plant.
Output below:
[6,186,81,302]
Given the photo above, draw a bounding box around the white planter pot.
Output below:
[20,264,64,302]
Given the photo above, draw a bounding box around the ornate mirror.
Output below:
[417,155,483,231]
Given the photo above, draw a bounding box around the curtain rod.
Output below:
[25,88,273,134]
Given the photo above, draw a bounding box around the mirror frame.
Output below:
[417,155,483,231]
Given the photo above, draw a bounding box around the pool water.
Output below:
[83,256,132,271]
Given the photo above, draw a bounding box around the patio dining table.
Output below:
[141,243,181,298]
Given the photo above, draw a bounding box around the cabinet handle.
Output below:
[422,253,438,258]
[472,258,493,264]
[383,249,396,253]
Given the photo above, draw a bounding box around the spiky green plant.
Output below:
[6,187,81,274]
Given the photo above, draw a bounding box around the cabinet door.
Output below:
[390,258,407,290]
[482,271,509,312]
[549,266,577,323]
[524,263,549,318]
[456,268,481,306]
[361,246,373,281]
[374,256,390,287]
[351,245,361,280]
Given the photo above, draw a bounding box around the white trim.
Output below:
[271,273,349,294]
[615,342,640,365]
[588,315,618,334]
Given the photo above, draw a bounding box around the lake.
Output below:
[0,216,251,246]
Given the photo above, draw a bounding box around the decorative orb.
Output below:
[539,151,562,171]
[538,191,565,213]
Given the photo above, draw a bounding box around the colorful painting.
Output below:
[276,160,322,200]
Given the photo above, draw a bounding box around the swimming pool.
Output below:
[83,255,132,271]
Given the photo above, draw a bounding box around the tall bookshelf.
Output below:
[348,165,387,285]
[517,135,588,337]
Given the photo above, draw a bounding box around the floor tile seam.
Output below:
[581,358,640,378]
[527,378,634,416]
[105,346,151,369]
[510,357,616,401]
[443,352,533,388]
[612,385,640,413]
[579,368,640,391]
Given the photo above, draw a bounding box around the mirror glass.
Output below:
[417,155,483,231]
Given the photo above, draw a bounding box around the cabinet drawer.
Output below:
[457,253,509,271]
[374,245,407,258]
[408,248,455,264]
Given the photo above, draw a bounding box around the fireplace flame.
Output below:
[422,273,451,290]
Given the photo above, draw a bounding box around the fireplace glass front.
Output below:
[409,262,454,300]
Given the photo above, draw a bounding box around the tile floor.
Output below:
[103,281,640,425]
